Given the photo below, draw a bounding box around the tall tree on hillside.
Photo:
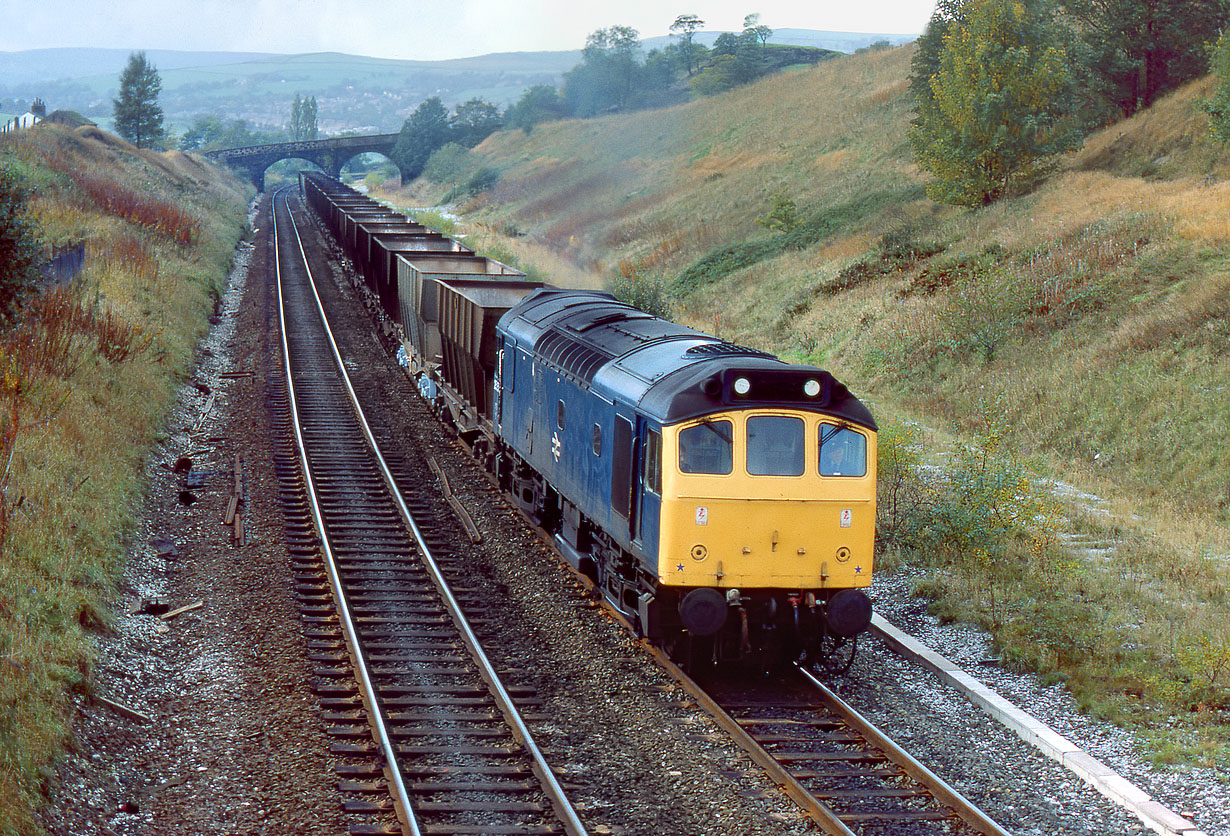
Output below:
[693,31,764,94]
[564,26,646,115]
[113,52,164,149]
[450,98,502,147]
[909,0,967,113]
[289,94,320,140]
[670,13,705,76]
[304,95,319,139]
[1062,0,1230,118]
[909,0,1083,206]
[392,96,451,180]
[290,94,304,139]
[743,13,773,48]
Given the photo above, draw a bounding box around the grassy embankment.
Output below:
[378,45,1230,769]
[0,124,253,835]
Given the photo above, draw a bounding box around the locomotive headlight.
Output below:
[733,376,751,396]
[803,378,821,397]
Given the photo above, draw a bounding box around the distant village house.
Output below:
[2,98,46,133]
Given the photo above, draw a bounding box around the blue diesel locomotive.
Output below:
[299,173,878,668]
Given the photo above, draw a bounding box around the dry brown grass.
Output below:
[1103,275,1230,355]
[466,45,921,274]
[687,150,787,178]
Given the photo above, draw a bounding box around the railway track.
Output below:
[269,188,587,836]
[655,651,1013,836]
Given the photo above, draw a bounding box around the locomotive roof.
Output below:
[499,288,876,430]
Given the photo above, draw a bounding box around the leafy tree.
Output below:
[642,48,681,95]
[450,98,502,147]
[670,13,705,76]
[0,166,42,319]
[290,94,303,139]
[693,31,764,94]
[303,95,319,140]
[505,85,567,132]
[1062,0,1229,118]
[423,142,472,185]
[691,55,747,95]
[564,26,644,115]
[289,94,318,140]
[743,13,773,47]
[113,52,164,148]
[910,0,967,114]
[181,115,285,150]
[909,0,1083,206]
[392,96,451,179]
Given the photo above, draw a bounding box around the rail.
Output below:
[274,186,586,836]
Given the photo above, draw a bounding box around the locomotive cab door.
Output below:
[610,412,661,554]
[637,424,662,551]
[611,414,636,539]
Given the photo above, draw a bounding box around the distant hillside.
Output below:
[0,47,276,84]
[643,28,916,52]
[1,30,916,136]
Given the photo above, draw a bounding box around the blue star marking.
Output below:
[855,566,862,573]
[677,563,685,572]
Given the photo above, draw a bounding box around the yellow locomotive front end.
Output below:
[654,408,876,665]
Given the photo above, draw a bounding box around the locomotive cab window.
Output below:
[557,399,566,429]
[592,423,602,457]
[678,420,733,474]
[747,415,804,476]
[819,423,867,477]
[644,430,663,495]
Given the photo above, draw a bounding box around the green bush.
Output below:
[411,208,458,236]
[423,142,471,184]
[910,402,1059,624]
[756,192,800,234]
[608,269,673,319]
[0,165,44,319]
[875,416,926,546]
[465,166,500,195]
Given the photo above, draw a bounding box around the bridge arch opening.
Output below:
[339,152,402,192]
[261,158,326,191]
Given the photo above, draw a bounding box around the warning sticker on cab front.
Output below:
[695,507,708,526]
[840,509,852,528]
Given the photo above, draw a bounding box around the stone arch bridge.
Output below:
[204,133,400,185]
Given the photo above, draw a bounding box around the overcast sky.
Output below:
[1,0,935,61]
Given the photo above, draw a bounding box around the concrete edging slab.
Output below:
[870,615,1207,836]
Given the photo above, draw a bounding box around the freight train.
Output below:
[299,172,878,670]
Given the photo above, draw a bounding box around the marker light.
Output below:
[733,377,751,396]
[803,378,821,397]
